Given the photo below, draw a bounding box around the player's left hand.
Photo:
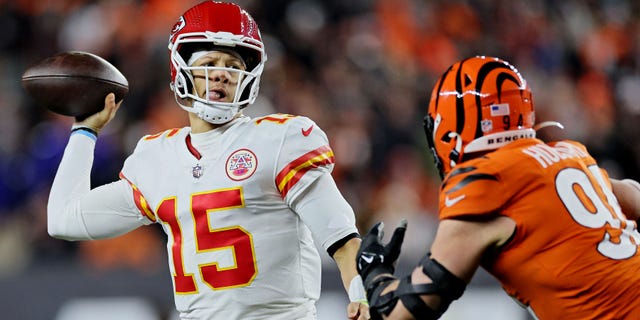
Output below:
[356,219,407,288]
[347,274,370,319]
[348,300,370,320]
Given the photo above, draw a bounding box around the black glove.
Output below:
[356,219,408,288]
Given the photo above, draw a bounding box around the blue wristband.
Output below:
[71,126,98,141]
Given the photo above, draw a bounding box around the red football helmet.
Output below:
[424,56,536,178]
[168,1,266,124]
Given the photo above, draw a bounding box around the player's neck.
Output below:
[188,112,246,134]
[189,113,225,133]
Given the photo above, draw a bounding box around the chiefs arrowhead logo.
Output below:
[226,149,258,181]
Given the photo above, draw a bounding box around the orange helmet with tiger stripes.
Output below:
[424,56,536,178]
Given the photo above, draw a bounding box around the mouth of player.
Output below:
[206,89,227,101]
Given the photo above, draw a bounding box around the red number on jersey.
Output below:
[254,113,295,125]
[157,188,258,293]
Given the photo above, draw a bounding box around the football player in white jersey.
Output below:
[47,1,370,319]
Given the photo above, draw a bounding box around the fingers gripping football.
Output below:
[357,219,408,288]
[74,93,122,133]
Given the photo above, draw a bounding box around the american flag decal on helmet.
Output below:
[490,103,510,116]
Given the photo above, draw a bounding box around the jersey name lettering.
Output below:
[522,142,589,168]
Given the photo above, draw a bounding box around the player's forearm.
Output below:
[48,133,146,240]
[611,178,640,220]
[333,237,362,291]
[47,132,97,240]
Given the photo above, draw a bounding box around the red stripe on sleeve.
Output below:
[275,145,335,198]
[119,172,157,222]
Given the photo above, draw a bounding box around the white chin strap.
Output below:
[191,101,240,124]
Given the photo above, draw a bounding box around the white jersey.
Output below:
[119,114,356,319]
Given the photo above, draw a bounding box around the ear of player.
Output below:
[21,51,129,121]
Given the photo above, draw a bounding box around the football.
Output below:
[21,51,129,119]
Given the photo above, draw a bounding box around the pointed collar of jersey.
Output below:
[186,115,251,159]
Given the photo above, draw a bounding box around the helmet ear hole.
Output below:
[174,71,192,97]
[449,149,461,168]
[239,78,255,105]
[442,131,462,170]
[180,70,193,95]
[441,131,452,143]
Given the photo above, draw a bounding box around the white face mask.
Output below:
[173,50,257,125]
[169,30,267,125]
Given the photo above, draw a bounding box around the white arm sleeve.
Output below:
[47,133,149,241]
[290,172,358,251]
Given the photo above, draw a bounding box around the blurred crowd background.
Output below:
[0,0,639,319]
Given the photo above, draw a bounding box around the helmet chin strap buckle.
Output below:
[192,101,239,124]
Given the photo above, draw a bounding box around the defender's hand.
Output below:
[356,219,407,287]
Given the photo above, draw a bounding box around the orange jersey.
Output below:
[439,138,640,319]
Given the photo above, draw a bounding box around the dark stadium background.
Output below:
[1,0,639,319]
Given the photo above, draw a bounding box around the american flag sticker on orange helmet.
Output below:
[490,103,510,116]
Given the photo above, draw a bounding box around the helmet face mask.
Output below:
[168,1,267,124]
[425,56,535,178]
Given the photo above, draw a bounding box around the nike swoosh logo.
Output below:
[361,255,374,264]
[302,125,313,137]
[445,194,466,207]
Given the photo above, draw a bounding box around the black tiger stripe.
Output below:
[442,166,475,189]
[473,61,518,140]
[444,173,499,194]
[495,73,521,100]
[433,64,455,115]
[447,166,477,178]
[454,58,471,134]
